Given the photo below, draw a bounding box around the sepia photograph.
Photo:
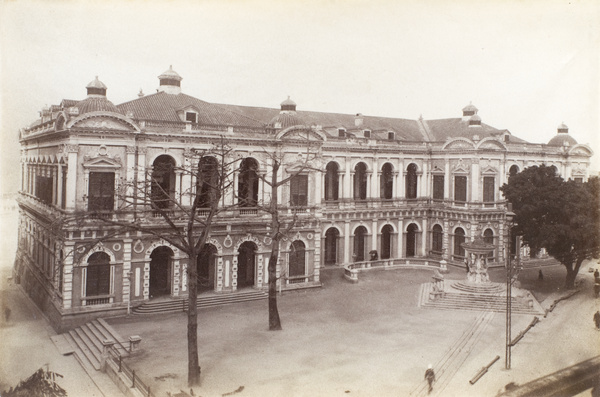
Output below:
[1,1,599,396]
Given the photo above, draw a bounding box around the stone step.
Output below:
[68,329,101,371]
[133,290,268,315]
[92,319,129,357]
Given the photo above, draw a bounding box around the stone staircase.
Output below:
[132,289,269,315]
[62,318,131,371]
[419,281,545,315]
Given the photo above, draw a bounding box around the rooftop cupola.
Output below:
[76,76,121,115]
[158,65,182,95]
[468,114,482,127]
[355,113,364,127]
[462,102,478,121]
[557,122,569,134]
[280,96,297,112]
[267,96,304,131]
[86,76,107,97]
[548,122,577,147]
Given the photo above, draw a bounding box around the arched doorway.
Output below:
[406,223,418,257]
[406,163,418,199]
[483,228,494,258]
[324,227,339,265]
[381,224,394,259]
[354,162,368,200]
[86,252,111,297]
[197,244,218,291]
[149,246,173,298]
[380,163,394,199]
[432,224,443,255]
[151,155,176,210]
[453,228,466,260]
[324,162,339,201]
[354,226,367,261]
[237,241,257,288]
[238,158,259,207]
[289,240,306,278]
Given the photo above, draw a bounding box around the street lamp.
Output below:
[505,206,516,370]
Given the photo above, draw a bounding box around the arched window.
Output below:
[152,155,176,209]
[432,224,443,255]
[453,228,466,259]
[380,163,393,199]
[354,163,368,200]
[406,223,418,257]
[86,252,111,297]
[483,228,494,258]
[381,225,394,259]
[197,156,219,208]
[405,163,418,199]
[289,240,306,277]
[324,228,339,265]
[237,241,257,287]
[324,162,339,201]
[509,165,520,177]
[238,158,259,207]
[197,244,218,289]
[354,226,368,261]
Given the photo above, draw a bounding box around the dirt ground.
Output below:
[107,261,600,397]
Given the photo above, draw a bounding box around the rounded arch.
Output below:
[148,153,180,169]
[149,246,174,298]
[324,227,341,265]
[405,163,418,199]
[483,228,495,258]
[431,224,444,255]
[380,224,394,260]
[380,162,394,199]
[81,245,116,265]
[237,241,257,288]
[406,223,419,257]
[197,243,218,290]
[197,156,220,208]
[324,161,340,201]
[353,162,368,200]
[85,251,112,297]
[441,137,477,150]
[509,164,520,176]
[238,157,260,207]
[353,225,368,262]
[288,240,306,277]
[453,227,466,259]
[151,155,177,210]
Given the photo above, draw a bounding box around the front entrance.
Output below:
[237,241,256,288]
[149,246,173,298]
[197,244,217,291]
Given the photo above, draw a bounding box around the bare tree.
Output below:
[53,137,236,387]
[254,127,323,330]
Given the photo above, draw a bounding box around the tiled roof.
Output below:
[117,92,265,128]
[423,118,526,143]
[76,97,122,115]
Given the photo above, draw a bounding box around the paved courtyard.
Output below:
[107,261,600,397]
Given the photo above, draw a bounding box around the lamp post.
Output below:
[505,207,516,370]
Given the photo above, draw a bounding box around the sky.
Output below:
[1,0,599,194]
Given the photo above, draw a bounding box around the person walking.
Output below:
[424,364,436,394]
[594,311,600,330]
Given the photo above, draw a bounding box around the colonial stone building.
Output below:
[15,67,594,330]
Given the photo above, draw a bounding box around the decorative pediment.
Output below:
[276,126,326,141]
[481,166,498,175]
[442,138,476,151]
[83,154,122,170]
[476,138,507,151]
[67,112,140,132]
[568,144,593,157]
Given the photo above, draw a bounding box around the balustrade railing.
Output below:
[107,347,154,397]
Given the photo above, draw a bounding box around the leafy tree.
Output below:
[500,165,600,288]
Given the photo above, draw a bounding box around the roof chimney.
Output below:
[355,113,364,127]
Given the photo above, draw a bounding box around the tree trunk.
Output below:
[268,160,282,331]
[268,250,282,330]
[187,252,200,386]
[564,257,584,289]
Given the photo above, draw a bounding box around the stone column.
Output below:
[65,145,79,210]
[343,221,351,263]
[472,162,480,202]
[444,160,450,199]
[372,219,378,255]
[397,219,404,258]
[122,239,132,307]
[421,218,428,256]
[62,241,75,309]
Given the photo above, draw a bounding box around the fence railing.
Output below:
[107,346,154,397]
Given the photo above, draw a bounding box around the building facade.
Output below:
[14,67,594,330]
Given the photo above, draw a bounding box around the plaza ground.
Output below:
[107,261,600,397]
